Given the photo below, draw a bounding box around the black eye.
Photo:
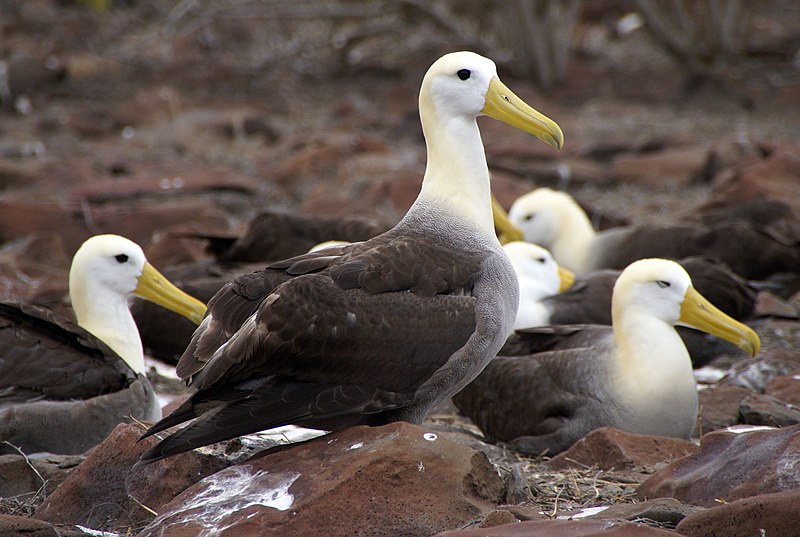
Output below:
[536,257,546,264]
[656,280,671,289]
[523,214,534,222]
[115,254,129,263]
[457,69,471,81]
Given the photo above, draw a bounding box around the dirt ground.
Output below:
[1,0,800,525]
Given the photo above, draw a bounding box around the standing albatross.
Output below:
[0,234,207,455]
[139,51,564,462]
[452,258,760,456]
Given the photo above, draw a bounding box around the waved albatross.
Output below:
[452,258,760,456]
[508,187,800,279]
[508,249,756,366]
[138,51,564,463]
[503,241,574,330]
[0,234,207,455]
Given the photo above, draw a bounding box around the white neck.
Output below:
[552,206,595,274]
[610,304,697,437]
[71,283,145,375]
[409,99,495,237]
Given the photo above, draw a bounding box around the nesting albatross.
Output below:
[0,234,207,455]
[138,51,564,462]
[508,187,800,279]
[452,258,760,456]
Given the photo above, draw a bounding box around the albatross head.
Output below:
[420,51,563,149]
[415,52,562,236]
[612,258,760,357]
[504,241,574,296]
[69,234,207,371]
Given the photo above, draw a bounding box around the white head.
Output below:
[612,258,759,355]
[412,52,563,235]
[612,259,692,324]
[507,188,595,272]
[508,188,590,248]
[69,234,206,373]
[503,241,574,329]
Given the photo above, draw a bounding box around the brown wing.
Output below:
[593,223,800,280]
[218,211,390,263]
[452,342,616,455]
[140,226,492,461]
[0,302,133,405]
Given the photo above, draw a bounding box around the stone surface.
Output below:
[765,370,800,406]
[588,498,703,529]
[433,518,679,536]
[676,489,800,537]
[138,422,506,537]
[34,423,230,534]
[0,514,88,537]
[0,453,83,500]
[637,424,800,506]
[697,384,750,434]
[611,146,712,187]
[548,428,698,471]
[738,392,800,427]
[719,353,800,393]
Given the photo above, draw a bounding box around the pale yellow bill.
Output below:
[482,77,564,150]
[492,194,524,244]
[679,286,760,357]
[558,266,575,292]
[135,262,207,325]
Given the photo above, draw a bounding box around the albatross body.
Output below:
[508,187,800,279]
[139,51,563,463]
[509,251,756,366]
[0,235,206,455]
[452,258,760,456]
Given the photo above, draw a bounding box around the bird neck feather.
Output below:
[611,307,696,404]
[553,204,595,274]
[70,282,145,374]
[413,99,495,237]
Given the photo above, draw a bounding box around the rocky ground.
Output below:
[1,1,800,536]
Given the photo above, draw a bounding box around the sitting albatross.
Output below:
[503,241,574,330]
[0,234,207,455]
[507,245,756,366]
[508,187,800,279]
[138,51,564,463]
[452,258,760,457]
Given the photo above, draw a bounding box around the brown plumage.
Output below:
[138,51,565,463]
[0,302,157,455]
[193,211,390,264]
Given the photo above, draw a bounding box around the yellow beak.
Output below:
[492,194,525,244]
[679,286,760,357]
[558,266,575,292]
[134,262,207,325]
[482,77,564,150]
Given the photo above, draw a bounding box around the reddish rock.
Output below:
[676,489,800,537]
[720,352,800,393]
[0,514,88,537]
[138,422,506,537]
[433,518,679,536]
[548,428,698,471]
[637,424,800,507]
[739,392,800,427]
[589,498,703,529]
[712,144,800,213]
[34,423,230,533]
[611,147,712,187]
[0,196,233,255]
[0,453,83,500]
[765,370,800,406]
[697,384,750,434]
